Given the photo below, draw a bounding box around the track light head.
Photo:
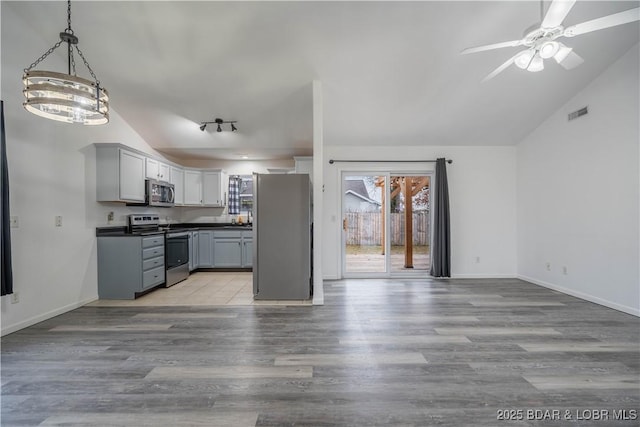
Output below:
[199,124,207,131]
[217,124,222,132]
[231,123,237,132]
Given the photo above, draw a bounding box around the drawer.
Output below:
[143,245,165,260]
[142,236,164,248]
[143,256,164,271]
[142,266,165,289]
[214,230,243,238]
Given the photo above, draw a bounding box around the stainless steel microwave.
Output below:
[146,179,175,207]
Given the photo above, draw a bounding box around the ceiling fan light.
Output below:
[527,54,544,72]
[554,45,573,63]
[539,41,560,59]
[514,50,534,69]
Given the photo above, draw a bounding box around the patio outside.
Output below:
[344,175,431,274]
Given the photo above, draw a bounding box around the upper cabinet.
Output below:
[170,166,184,205]
[96,146,145,202]
[184,169,202,205]
[95,144,229,208]
[203,170,226,207]
[146,158,170,182]
[183,170,226,207]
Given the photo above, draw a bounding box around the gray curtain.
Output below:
[430,158,450,277]
[1,100,13,296]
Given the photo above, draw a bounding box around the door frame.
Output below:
[338,166,435,279]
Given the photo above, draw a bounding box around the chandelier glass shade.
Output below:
[22,0,109,125]
[23,71,109,125]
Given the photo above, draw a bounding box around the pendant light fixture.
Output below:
[22,0,109,125]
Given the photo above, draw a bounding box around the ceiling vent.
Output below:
[568,106,588,121]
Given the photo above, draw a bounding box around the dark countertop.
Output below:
[96,223,252,237]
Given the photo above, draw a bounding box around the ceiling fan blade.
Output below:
[557,50,584,70]
[482,53,520,83]
[461,40,522,55]
[542,0,577,29]
[564,7,640,37]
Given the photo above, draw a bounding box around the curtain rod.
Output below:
[328,159,453,164]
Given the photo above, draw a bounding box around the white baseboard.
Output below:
[1,296,98,336]
[322,274,340,280]
[518,275,640,317]
[451,273,517,279]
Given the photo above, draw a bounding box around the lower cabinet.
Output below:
[242,239,253,268]
[213,238,243,267]
[212,230,252,268]
[97,235,165,299]
[198,230,214,268]
[188,231,199,271]
[189,229,253,270]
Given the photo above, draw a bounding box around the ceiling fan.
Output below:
[461,0,640,82]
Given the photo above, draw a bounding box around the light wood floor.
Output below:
[2,278,639,426]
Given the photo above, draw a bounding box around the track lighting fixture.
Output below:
[199,117,238,132]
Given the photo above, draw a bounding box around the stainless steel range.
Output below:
[164,230,189,287]
[127,214,189,287]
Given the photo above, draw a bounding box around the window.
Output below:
[239,175,253,214]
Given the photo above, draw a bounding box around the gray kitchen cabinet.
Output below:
[96,145,146,202]
[212,230,252,268]
[197,230,214,268]
[188,230,199,271]
[213,238,242,267]
[97,235,165,299]
[242,238,253,267]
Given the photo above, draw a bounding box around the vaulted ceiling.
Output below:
[3,1,639,161]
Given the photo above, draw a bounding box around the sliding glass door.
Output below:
[342,174,386,274]
[389,175,431,273]
[342,172,431,277]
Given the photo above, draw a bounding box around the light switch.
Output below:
[55,216,63,227]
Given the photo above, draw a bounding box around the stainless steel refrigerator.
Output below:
[253,173,312,300]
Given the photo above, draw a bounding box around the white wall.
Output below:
[517,44,639,316]
[0,105,176,336]
[322,145,517,279]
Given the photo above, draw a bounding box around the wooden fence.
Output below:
[345,212,429,246]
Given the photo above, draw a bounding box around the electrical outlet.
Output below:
[55,216,63,227]
[107,211,114,222]
[562,266,568,275]
[546,262,551,271]
[10,216,18,228]
[11,292,19,304]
